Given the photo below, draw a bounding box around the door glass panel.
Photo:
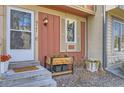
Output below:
[10,9,32,49]
[66,19,76,43]
[10,31,31,49]
[10,10,31,31]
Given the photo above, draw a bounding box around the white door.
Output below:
[6,7,34,62]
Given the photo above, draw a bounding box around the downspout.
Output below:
[103,5,107,69]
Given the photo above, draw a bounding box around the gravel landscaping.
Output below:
[54,65,124,87]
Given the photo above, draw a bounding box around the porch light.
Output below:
[43,16,48,26]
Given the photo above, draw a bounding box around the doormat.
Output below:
[13,66,39,73]
[0,77,4,80]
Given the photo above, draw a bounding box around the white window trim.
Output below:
[65,18,77,44]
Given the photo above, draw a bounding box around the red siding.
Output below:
[38,12,60,66]
[47,14,54,57]
[38,12,48,65]
[53,16,60,54]
[38,12,85,66]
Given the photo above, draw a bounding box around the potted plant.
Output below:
[85,58,100,72]
[0,54,11,73]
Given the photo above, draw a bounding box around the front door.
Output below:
[6,6,34,62]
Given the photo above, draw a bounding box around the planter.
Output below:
[45,56,73,76]
[0,61,9,74]
[85,60,100,72]
[53,65,62,72]
[62,64,68,71]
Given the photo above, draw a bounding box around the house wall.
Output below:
[38,10,86,66]
[106,13,113,66]
[0,5,39,60]
[87,5,103,63]
[0,6,4,55]
[38,12,60,65]
[1,5,86,64]
[20,6,86,66]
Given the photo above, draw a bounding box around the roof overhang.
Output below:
[107,7,124,19]
[39,5,95,17]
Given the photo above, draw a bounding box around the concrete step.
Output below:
[9,60,40,69]
[0,62,57,87]
[11,78,57,87]
[1,74,52,87]
[4,65,51,80]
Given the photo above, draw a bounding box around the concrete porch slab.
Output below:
[106,64,124,79]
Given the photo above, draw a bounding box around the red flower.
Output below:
[0,55,11,62]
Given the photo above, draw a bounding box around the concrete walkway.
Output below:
[54,66,124,87]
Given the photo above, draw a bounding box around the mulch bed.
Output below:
[54,65,124,87]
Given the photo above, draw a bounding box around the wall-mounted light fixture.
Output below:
[43,16,48,26]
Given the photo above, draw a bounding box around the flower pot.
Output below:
[0,61,9,74]
[86,60,100,72]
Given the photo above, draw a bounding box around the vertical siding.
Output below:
[38,12,60,66]
[0,6,3,54]
[38,12,48,65]
[38,12,86,65]
[47,14,54,56]
[81,22,85,58]
[0,16,2,54]
[0,6,3,15]
[53,16,60,54]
